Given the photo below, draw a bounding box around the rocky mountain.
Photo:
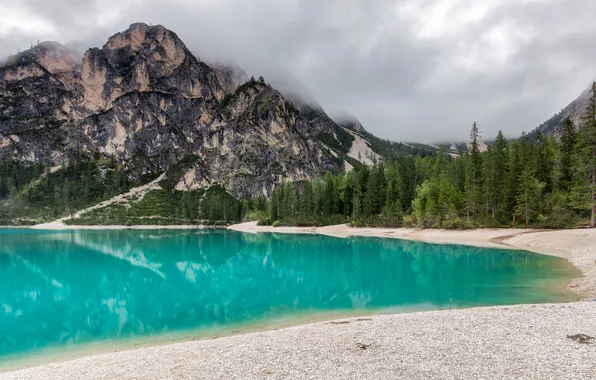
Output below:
[432,83,594,151]
[335,115,437,159]
[0,22,360,198]
[534,83,594,136]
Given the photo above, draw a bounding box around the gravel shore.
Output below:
[2,303,595,380]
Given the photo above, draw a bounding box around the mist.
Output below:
[1,0,595,143]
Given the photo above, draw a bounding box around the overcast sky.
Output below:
[1,0,595,143]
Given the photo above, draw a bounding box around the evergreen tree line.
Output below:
[2,82,596,228]
[0,155,132,223]
[246,82,596,229]
[243,159,418,227]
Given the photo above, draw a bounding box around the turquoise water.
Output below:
[0,228,578,364]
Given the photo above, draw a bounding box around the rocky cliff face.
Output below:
[0,23,348,197]
[535,83,594,136]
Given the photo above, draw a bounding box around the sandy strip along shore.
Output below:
[2,223,595,379]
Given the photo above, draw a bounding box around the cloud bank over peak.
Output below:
[1,0,595,143]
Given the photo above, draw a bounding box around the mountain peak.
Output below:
[1,40,79,74]
[103,22,186,57]
[78,21,218,110]
[333,113,366,134]
[29,41,79,74]
[534,81,596,136]
[0,21,366,200]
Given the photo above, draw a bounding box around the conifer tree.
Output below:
[465,122,482,220]
[300,181,314,217]
[323,172,336,216]
[506,133,531,223]
[399,158,417,212]
[573,82,596,226]
[534,130,555,195]
[270,186,282,220]
[559,118,576,192]
[469,122,482,179]
[283,182,294,218]
[312,179,323,219]
[383,162,402,216]
[515,167,544,226]
[363,163,383,216]
[338,173,353,216]
[492,131,508,219]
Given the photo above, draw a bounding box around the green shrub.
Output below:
[257,217,273,226]
[540,192,576,228]
[441,217,465,230]
[402,214,416,227]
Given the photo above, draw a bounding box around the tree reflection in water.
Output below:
[0,229,577,358]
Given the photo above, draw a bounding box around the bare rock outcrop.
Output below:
[0,22,348,197]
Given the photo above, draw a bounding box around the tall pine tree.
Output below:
[464,122,482,220]
[558,118,576,192]
[515,166,544,226]
[573,81,596,226]
[492,131,508,220]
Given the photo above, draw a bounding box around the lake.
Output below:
[0,228,578,367]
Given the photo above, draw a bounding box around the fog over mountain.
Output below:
[1,0,596,142]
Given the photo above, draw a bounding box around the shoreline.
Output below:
[21,220,569,256]
[228,221,543,251]
[24,223,223,230]
[2,303,595,379]
[11,220,596,298]
[228,222,596,298]
[1,223,595,378]
[0,307,384,374]
[9,221,596,297]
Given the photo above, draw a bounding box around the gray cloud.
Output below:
[1,0,595,143]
